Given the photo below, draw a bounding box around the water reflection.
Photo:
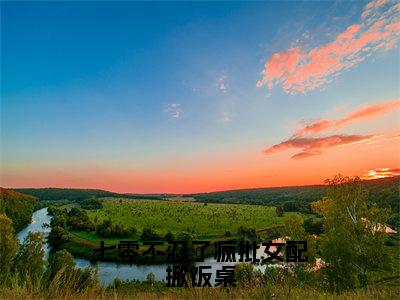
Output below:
[17,207,52,259]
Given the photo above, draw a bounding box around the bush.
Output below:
[80,198,103,210]
[96,219,134,238]
[388,213,400,231]
[14,232,46,282]
[283,201,310,213]
[276,206,284,217]
[47,249,75,280]
[141,228,161,241]
[47,226,70,249]
[145,273,156,285]
[165,231,175,242]
[67,208,95,231]
[304,218,323,235]
[47,249,97,294]
[238,226,257,240]
[235,263,264,288]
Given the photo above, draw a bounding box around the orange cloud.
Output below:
[257,0,400,94]
[297,98,400,136]
[360,167,400,180]
[264,134,375,159]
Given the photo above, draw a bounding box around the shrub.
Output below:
[141,228,161,241]
[238,226,257,240]
[47,226,70,249]
[304,218,323,234]
[96,219,134,238]
[235,263,264,288]
[276,206,284,217]
[80,198,103,210]
[165,231,175,242]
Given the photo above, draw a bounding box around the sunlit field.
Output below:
[85,198,283,236]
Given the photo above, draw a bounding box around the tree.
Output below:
[176,231,197,261]
[237,226,257,240]
[141,228,161,241]
[67,208,95,231]
[46,249,96,293]
[235,263,258,287]
[47,226,70,250]
[50,214,67,229]
[47,249,75,280]
[312,175,392,292]
[165,231,175,242]
[304,217,323,234]
[388,213,400,231]
[145,273,156,285]
[282,214,306,239]
[282,214,316,265]
[276,206,284,217]
[14,232,46,282]
[0,188,37,231]
[0,213,18,282]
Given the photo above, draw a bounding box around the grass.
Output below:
[164,197,195,202]
[62,198,290,262]
[86,198,285,236]
[70,230,141,244]
[1,274,399,300]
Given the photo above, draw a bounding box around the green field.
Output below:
[85,198,284,236]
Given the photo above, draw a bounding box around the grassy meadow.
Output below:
[84,198,284,237]
[60,197,288,261]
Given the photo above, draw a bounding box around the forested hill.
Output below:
[0,188,37,231]
[13,188,162,201]
[10,176,399,213]
[192,185,326,212]
[191,176,400,213]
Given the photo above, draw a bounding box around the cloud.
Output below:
[360,167,400,180]
[297,98,400,136]
[264,134,375,159]
[221,111,232,123]
[217,75,228,92]
[257,0,400,94]
[165,103,183,119]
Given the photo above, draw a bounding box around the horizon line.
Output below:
[3,175,398,196]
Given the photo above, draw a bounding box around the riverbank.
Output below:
[18,207,278,285]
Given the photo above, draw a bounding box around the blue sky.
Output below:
[1,1,399,193]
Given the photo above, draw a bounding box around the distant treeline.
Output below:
[191,176,400,227]
[13,188,162,201]
[192,185,327,212]
[0,188,37,231]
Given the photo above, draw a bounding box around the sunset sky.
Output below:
[1,0,399,193]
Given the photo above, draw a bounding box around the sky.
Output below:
[1,0,399,193]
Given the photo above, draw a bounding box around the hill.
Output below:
[191,176,400,214]
[13,188,161,201]
[0,187,37,230]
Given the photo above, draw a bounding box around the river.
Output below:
[18,207,271,285]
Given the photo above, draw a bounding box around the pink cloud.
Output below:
[257,0,400,94]
[360,167,400,180]
[264,134,374,159]
[297,98,400,136]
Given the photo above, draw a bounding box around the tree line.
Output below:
[0,188,37,231]
[193,176,400,230]
[14,188,162,201]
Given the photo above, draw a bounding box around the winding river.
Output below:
[18,207,270,285]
